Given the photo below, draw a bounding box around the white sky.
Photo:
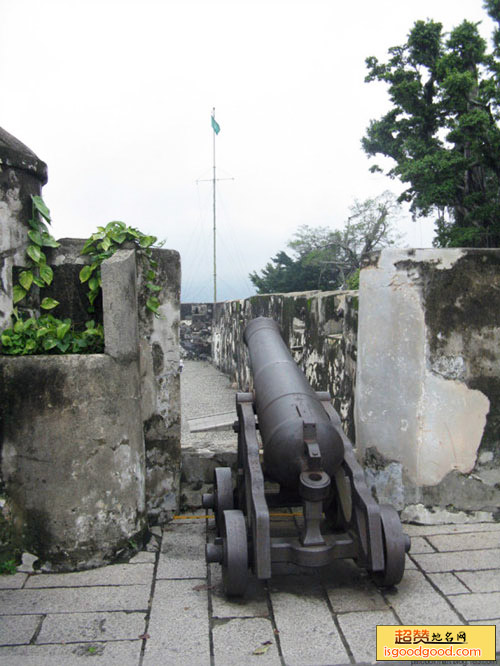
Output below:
[1,0,494,301]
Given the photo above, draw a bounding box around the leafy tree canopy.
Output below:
[249,192,402,294]
[363,2,500,247]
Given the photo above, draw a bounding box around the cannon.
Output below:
[203,317,410,596]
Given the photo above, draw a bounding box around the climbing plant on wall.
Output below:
[0,196,162,355]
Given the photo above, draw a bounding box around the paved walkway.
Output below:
[0,361,499,665]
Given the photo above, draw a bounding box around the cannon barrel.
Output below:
[243,317,344,489]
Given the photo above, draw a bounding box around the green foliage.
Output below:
[0,560,17,575]
[1,196,163,357]
[1,310,104,355]
[363,6,500,248]
[250,192,401,294]
[79,221,161,315]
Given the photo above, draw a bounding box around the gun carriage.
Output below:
[203,317,410,596]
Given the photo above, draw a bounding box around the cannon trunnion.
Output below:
[203,317,410,596]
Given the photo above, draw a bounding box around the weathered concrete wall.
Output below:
[212,290,358,439]
[0,128,182,569]
[137,248,181,522]
[0,127,47,331]
[356,248,500,521]
[0,354,146,570]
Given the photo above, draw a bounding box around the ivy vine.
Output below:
[0,196,162,356]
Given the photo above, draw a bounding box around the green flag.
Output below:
[211,115,220,135]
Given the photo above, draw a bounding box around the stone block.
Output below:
[408,536,435,553]
[455,570,500,593]
[25,563,154,588]
[0,614,41,646]
[36,611,146,643]
[269,575,348,665]
[212,617,280,665]
[101,249,139,362]
[427,573,470,595]
[0,640,142,665]
[413,549,500,572]
[210,564,268,619]
[157,521,206,579]
[0,585,150,614]
[403,522,500,537]
[384,569,462,624]
[449,592,500,621]
[0,574,27,589]
[337,610,397,663]
[143,579,209,665]
[427,531,500,552]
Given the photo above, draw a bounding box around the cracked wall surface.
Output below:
[355,248,500,520]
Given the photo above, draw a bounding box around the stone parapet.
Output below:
[356,248,500,520]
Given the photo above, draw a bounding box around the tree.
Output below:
[362,4,500,247]
[249,192,401,294]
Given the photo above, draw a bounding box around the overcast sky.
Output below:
[1,0,494,301]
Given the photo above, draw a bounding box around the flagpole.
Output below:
[212,107,217,308]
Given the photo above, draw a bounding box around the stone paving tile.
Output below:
[128,551,156,564]
[413,549,500,572]
[157,521,206,579]
[143,579,209,665]
[210,565,268,618]
[337,609,397,664]
[0,585,150,614]
[0,640,142,665]
[405,554,417,570]
[0,574,28,590]
[427,573,470,595]
[321,560,388,613]
[403,523,500,537]
[448,592,500,621]
[0,614,41,645]
[455,569,500,593]
[270,575,349,666]
[36,611,147,644]
[384,569,462,625]
[212,617,280,665]
[25,563,154,588]
[427,531,500,552]
[408,536,435,553]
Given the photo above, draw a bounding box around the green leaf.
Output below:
[40,297,59,310]
[146,270,155,280]
[14,320,24,333]
[111,232,126,244]
[40,264,53,285]
[146,296,160,314]
[28,229,44,246]
[32,195,51,222]
[13,285,27,304]
[26,244,43,264]
[88,277,99,292]
[57,322,71,339]
[139,235,157,248]
[85,320,96,329]
[19,270,34,291]
[1,334,12,346]
[36,327,50,338]
[43,337,58,350]
[32,276,45,287]
[146,283,162,292]
[24,339,37,353]
[56,340,70,352]
[41,233,60,248]
[79,265,93,283]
